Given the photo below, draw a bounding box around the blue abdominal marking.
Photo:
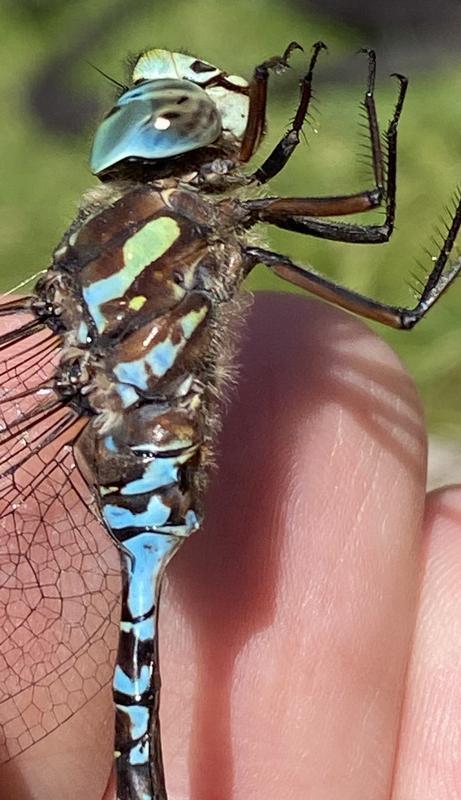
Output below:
[103,494,171,529]
[152,508,200,537]
[185,509,199,529]
[122,532,180,618]
[129,740,149,766]
[121,457,179,495]
[114,303,208,390]
[120,617,155,641]
[82,217,180,332]
[116,705,149,739]
[113,664,151,698]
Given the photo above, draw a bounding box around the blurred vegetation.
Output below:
[0,0,460,435]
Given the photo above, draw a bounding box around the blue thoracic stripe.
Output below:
[114,303,209,390]
[76,321,89,344]
[115,382,139,408]
[82,216,180,332]
[104,435,117,452]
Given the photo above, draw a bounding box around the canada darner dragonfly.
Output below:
[0,42,460,800]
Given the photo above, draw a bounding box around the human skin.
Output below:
[2,293,461,799]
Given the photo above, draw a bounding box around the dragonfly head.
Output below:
[90,49,250,177]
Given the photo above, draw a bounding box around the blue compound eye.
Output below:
[90,78,222,175]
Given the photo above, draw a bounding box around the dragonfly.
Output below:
[0,41,460,800]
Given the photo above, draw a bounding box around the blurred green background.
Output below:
[0,0,460,438]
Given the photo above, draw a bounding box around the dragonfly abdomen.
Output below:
[76,395,201,799]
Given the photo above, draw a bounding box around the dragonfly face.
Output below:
[91,48,250,177]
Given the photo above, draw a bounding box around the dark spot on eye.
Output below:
[162,111,181,120]
[190,60,215,74]
[173,271,184,286]
[176,96,189,104]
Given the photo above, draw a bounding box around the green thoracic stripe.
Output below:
[128,295,147,311]
[83,216,180,332]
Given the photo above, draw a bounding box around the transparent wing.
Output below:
[0,302,119,763]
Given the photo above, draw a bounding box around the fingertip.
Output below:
[424,482,461,536]
[393,485,461,798]
[162,292,428,799]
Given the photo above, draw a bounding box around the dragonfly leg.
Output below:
[248,48,396,195]
[244,40,326,177]
[241,74,408,244]
[239,40,303,162]
[244,190,461,329]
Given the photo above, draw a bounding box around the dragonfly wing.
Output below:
[0,306,120,763]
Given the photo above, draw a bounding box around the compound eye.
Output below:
[90,78,222,175]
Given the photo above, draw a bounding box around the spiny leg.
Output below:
[244,190,461,328]
[246,40,326,182]
[247,47,388,204]
[239,41,303,162]
[360,48,385,194]
[240,74,408,244]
